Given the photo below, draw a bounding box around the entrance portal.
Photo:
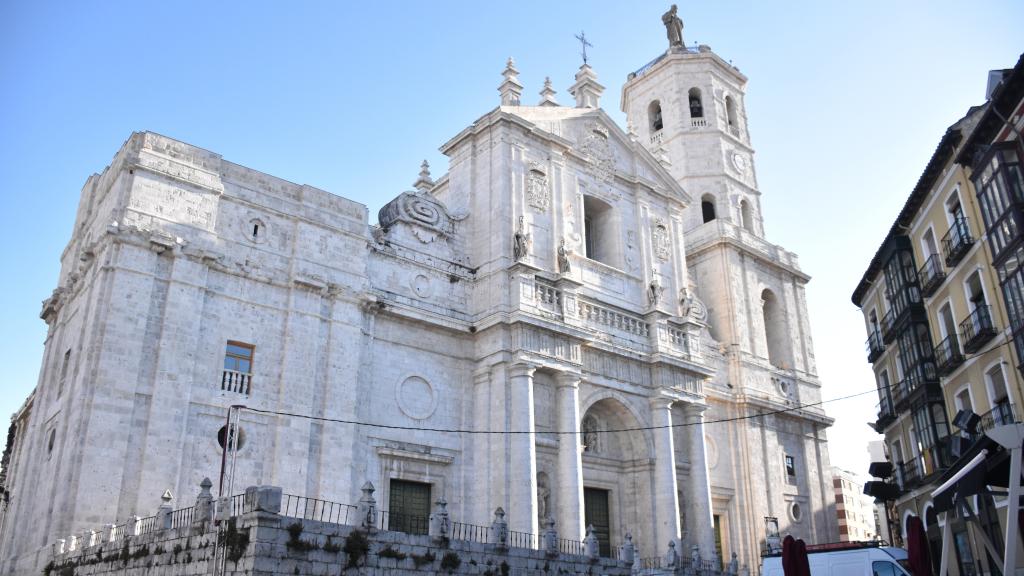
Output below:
[584,488,611,556]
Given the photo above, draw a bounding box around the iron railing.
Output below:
[980,401,1017,431]
[866,330,885,363]
[450,521,489,543]
[509,530,537,549]
[378,510,429,535]
[918,254,946,297]
[960,305,997,353]
[170,506,195,529]
[942,216,974,267]
[934,334,965,376]
[280,494,358,525]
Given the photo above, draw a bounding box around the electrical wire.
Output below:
[238,385,879,436]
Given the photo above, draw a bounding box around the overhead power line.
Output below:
[238,385,880,436]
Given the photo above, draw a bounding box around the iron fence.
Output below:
[378,510,429,535]
[170,505,195,529]
[451,521,489,543]
[509,530,536,549]
[280,494,357,525]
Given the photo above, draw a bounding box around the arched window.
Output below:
[725,96,738,129]
[701,194,716,223]
[740,199,754,232]
[688,88,704,118]
[648,100,664,132]
[582,195,621,267]
[761,288,792,369]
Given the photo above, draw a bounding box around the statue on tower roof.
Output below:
[662,4,684,49]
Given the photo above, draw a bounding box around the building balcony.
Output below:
[222,369,252,395]
[917,254,946,298]
[979,401,1017,432]
[690,118,708,128]
[960,305,997,354]
[874,395,897,432]
[934,334,964,376]
[866,330,885,363]
[881,308,897,344]
[897,459,921,491]
[941,216,974,267]
[892,364,939,410]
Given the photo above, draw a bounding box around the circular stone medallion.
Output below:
[396,375,438,420]
[410,274,432,298]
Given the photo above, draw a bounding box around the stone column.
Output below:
[650,397,682,551]
[508,363,539,539]
[556,372,585,541]
[684,403,716,557]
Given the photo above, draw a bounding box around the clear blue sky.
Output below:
[1,1,1021,477]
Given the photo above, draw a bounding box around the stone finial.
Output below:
[358,481,378,532]
[620,531,635,565]
[429,497,451,544]
[538,77,559,107]
[413,160,434,193]
[542,517,559,558]
[584,524,600,560]
[665,540,679,568]
[157,489,175,530]
[195,477,214,523]
[489,507,509,549]
[568,64,605,109]
[499,57,524,106]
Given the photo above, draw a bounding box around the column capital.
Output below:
[508,362,537,379]
[649,395,676,411]
[681,402,709,420]
[555,372,582,389]
[473,368,491,387]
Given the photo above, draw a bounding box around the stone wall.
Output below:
[45,496,634,576]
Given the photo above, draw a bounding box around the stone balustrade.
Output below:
[47,480,647,576]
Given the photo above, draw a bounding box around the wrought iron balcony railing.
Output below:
[934,334,964,376]
[866,330,885,363]
[917,254,946,298]
[960,305,997,354]
[979,401,1017,432]
[881,308,897,344]
[941,216,974,267]
[874,395,897,432]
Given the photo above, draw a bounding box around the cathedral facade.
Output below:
[0,16,837,575]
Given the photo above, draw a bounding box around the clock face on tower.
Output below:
[730,151,748,174]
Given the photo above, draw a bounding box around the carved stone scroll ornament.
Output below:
[579,122,615,186]
[377,191,453,244]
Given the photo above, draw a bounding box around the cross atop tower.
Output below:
[574,31,593,65]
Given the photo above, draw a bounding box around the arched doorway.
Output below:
[579,396,655,556]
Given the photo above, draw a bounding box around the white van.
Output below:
[761,543,912,576]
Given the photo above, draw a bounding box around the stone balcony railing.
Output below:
[687,220,801,271]
[517,275,702,365]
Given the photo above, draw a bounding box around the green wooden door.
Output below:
[388,479,431,534]
[584,488,611,556]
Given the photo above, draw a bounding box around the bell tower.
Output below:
[621,6,838,560]
[622,34,761,236]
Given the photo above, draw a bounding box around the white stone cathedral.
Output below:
[0,12,837,575]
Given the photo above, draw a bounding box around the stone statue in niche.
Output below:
[662,4,685,49]
[652,219,670,261]
[557,238,572,274]
[526,165,550,212]
[679,285,708,322]
[582,415,600,452]
[536,473,551,528]
[648,276,664,307]
[513,216,530,261]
